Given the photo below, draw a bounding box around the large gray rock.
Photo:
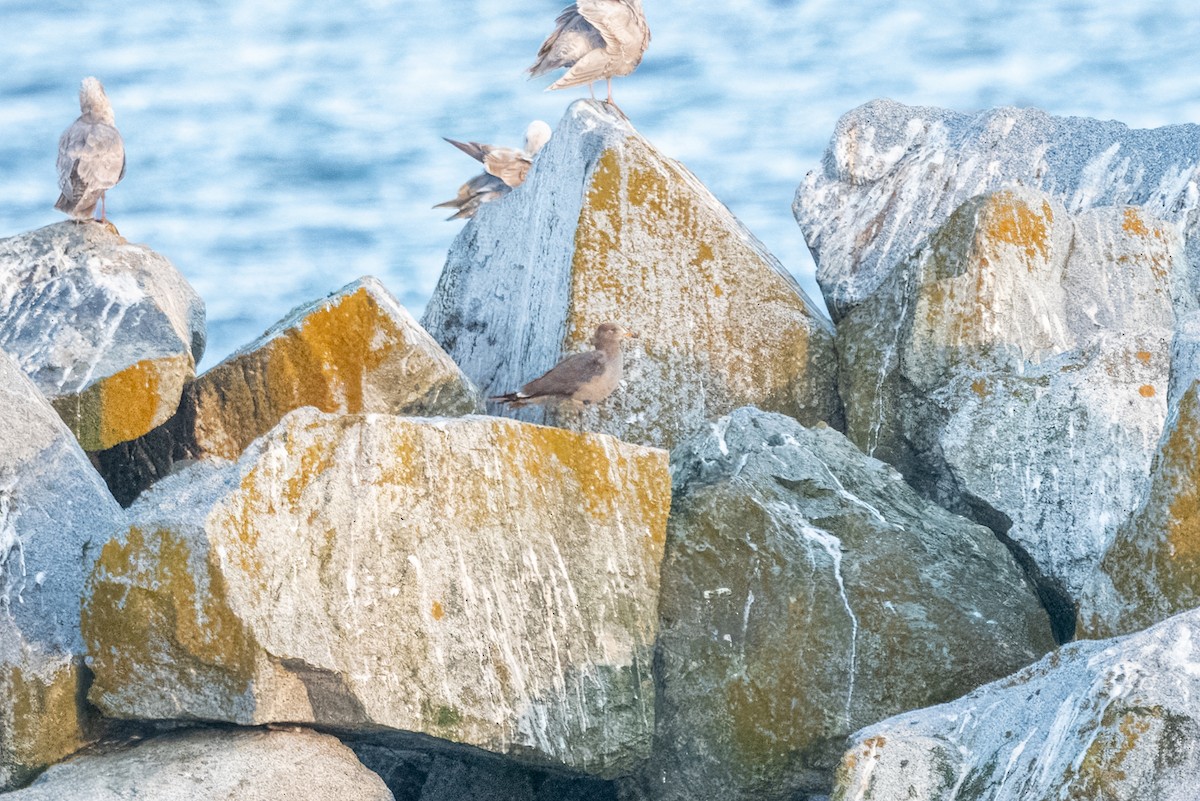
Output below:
[423,100,839,451]
[627,408,1054,801]
[829,185,1193,631]
[4,727,394,800]
[795,98,1200,318]
[0,350,125,789]
[833,608,1200,801]
[93,276,480,505]
[84,408,670,779]
[0,221,205,450]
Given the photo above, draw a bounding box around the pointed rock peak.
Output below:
[425,102,839,450]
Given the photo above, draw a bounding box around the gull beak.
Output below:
[624,330,638,339]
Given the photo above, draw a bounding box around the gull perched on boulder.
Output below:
[491,323,636,408]
[56,77,126,223]
[528,0,650,107]
[435,120,552,220]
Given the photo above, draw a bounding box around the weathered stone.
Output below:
[0,221,205,450]
[1080,369,1200,637]
[831,187,1190,633]
[423,100,840,451]
[833,608,1200,801]
[0,350,125,789]
[4,727,394,800]
[94,276,480,505]
[795,98,1200,319]
[626,408,1053,800]
[84,408,669,778]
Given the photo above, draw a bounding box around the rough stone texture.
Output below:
[832,608,1200,801]
[0,221,206,450]
[423,100,840,451]
[795,98,1200,319]
[625,408,1054,801]
[830,186,1191,632]
[84,409,669,779]
[0,350,125,789]
[4,727,394,800]
[94,276,480,506]
[1080,369,1200,637]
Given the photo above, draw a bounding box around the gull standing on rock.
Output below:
[491,323,636,408]
[435,120,552,220]
[56,77,125,223]
[528,0,650,108]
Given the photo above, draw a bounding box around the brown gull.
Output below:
[56,77,126,223]
[435,120,552,220]
[490,323,636,408]
[528,0,650,107]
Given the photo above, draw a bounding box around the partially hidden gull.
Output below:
[528,0,650,108]
[435,120,552,220]
[491,323,636,408]
[56,77,126,223]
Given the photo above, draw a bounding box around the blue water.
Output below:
[2,1,1199,368]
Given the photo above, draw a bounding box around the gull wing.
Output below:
[529,4,605,75]
[520,350,607,399]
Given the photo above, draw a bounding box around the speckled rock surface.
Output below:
[795,98,1200,319]
[4,728,394,800]
[830,187,1192,631]
[0,350,124,789]
[423,100,840,450]
[0,221,205,450]
[625,408,1053,801]
[833,608,1200,801]
[94,276,480,505]
[1081,369,1200,637]
[83,408,669,778]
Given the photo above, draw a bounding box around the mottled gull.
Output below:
[528,0,650,107]
[56,77,126,223]
[490,323,636,408]
[435,120,552,220]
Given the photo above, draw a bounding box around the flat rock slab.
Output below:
[795,98,1200,318]
[423,100,839,450]
[833,187,1190,626]
[0,350,125,789]
[834,608,1200,801]
[84,409,669,778]
[94,276,480,505]
[630,408,1053,800]
[0,221,205,450]
[4,727,394,800]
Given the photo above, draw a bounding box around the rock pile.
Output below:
[3,97,1200,801]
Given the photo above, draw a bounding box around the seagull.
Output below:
[435,120,552,220]
[528,0,651,108]
[491,323,636,408]
[56,77,126,223]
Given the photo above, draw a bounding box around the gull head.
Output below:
[524,120,552,156]
[79,77,115,123]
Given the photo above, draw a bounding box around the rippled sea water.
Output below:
[3,1,1199,367]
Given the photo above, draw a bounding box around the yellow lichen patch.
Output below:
[981,192,1053,265]
[52,354,191,451]
[1070,707,1156,794]
[971,378,989,398]
[431,600,445,621]
[1139,385,1157,398]
[1122,208,1151,237]
[1136,351,1153,364]
[83,526,257,708]
[3,660,90,785]
[191,287,401,459]
[567,141,834,447]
